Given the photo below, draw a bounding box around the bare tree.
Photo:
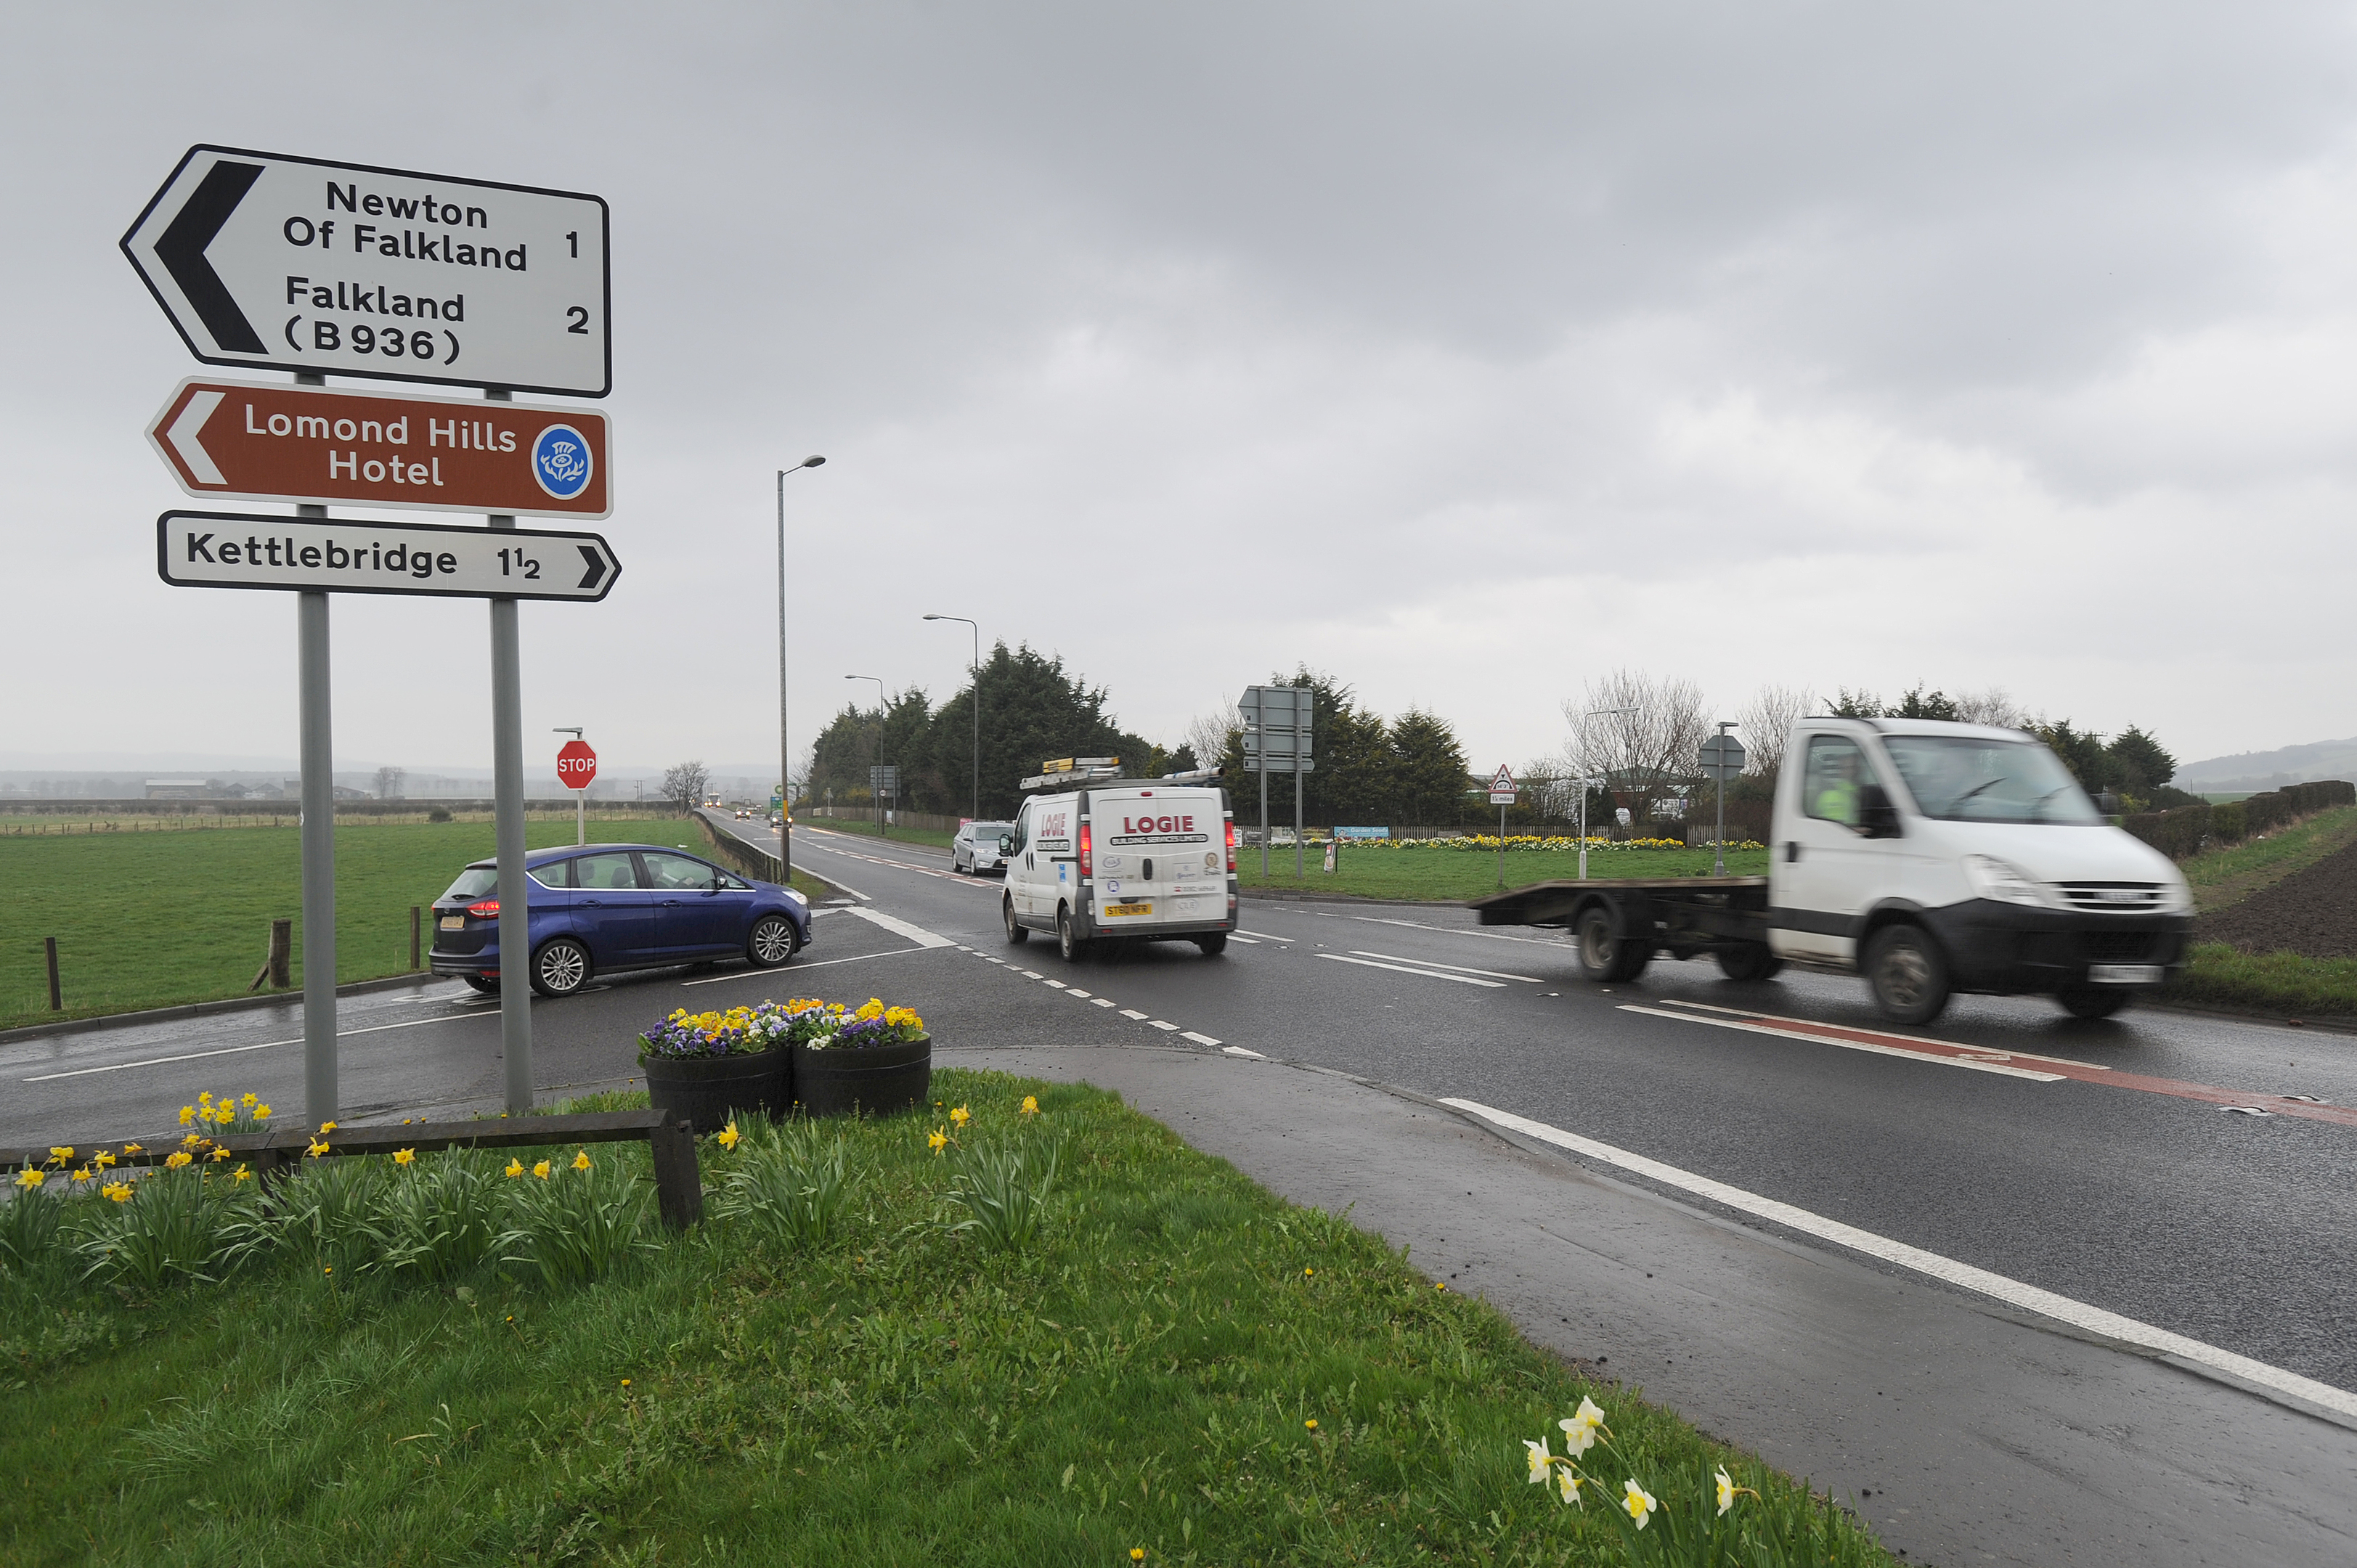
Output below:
[373,764,405,801]
[1735,685,1815,777]
[661,759,711,814]
[1184,696,1239,772]
[1952,687,2030,730]
[1561,669,1712,817]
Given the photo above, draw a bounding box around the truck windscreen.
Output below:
[1881,737,2104,825]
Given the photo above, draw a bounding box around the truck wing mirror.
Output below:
[1859,784,1902,838]
[998,835,1015,855]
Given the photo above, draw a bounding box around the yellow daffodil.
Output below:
[198,1093,211,1106]
[254,1106,269,1120]
[241,1093,258,1108]
[1558,1469,1581,1506]
[305,1139,329,1159]
[102,1181,133,1204]
[1435,1281,1447,1291]
[1524,1436,1555,1485]
[532,1161,551,1180]
[1304,1419,1318,1432]
[1560,1396,1607,1457]
[209,1146,230,1162]
[393,1148,416,1167]
[1621,1478,1656,1530]
[1019,1095,1038,1116]
[94,1150,115,1169]
[179,1106,195,1126]
[715,1122,741,1151]
[233,1168,252,1184]
[572,1151,592,1172]
[47,1146,73,1164]
[70,1166,91,1181]
[121,1142,142,1155]
[1131,1552,1145,1563]
[505,1158,525,1177]
[319,1121,338,1134]
[164,1151,192,1169]
[12,1169,44,1191]
[927,1128,948,1154]
[949,1105,971,1128]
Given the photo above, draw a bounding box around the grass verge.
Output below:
[798,816,961,851]
[0,1069,1894,1565]
[1242,845,1772,902]
[0,815,707,1032]
[2178,804,2357,912]
[2167,942,2357,1018]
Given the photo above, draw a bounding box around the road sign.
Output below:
[158,510,620,602]
[123,145,611,396]
[148,378,611,518]
[556,739,598,791]
[1489,765,1518,806]
[1239,685,1314,734]
[1698,735,1747,782]
[868,765,900,796]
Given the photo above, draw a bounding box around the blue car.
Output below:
[428,843,811,997]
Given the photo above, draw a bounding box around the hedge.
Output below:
[2124,780,2354,861]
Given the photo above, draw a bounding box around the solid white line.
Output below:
[1315,953,1505,988]
[795,854,873,900]
[1619,1005,2065,1082]
[842,905,956,949]
[1349,950,1542,983]
[1441,1096,2357,1423]
[1222,1045,1266,1058]
[1345,913,1574,950]
[1229,935,1264,944]
[1653,997,2113,1071]
[1239,929,1295,942]
[25,1010,492,1082]
[679,947,932,984]
[1181,1030,1222,1046]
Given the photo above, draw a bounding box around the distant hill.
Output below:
[2176,738,2357,793]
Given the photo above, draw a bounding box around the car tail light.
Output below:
[1225,820,1237,873]
[467,899,500,919]
[1078,822,1093,878]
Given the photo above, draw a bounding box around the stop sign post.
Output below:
[556,736,596,845]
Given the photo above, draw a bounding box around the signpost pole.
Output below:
[1498,799,1507,889]
[487,388,532,1117]
[1294,754,1304,881]
[293,371,336,1132]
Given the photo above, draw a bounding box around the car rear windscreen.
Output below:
[441,867,500,900]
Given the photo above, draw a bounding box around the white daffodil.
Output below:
[1558,1467,1581,1506]
[1717,1466,1736,1516]
[1559,1395,1607,1456]
[1523,1436,1555,1485]
[1622,1477,1657,1530]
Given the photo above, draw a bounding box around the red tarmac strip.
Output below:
[1656,1000,2357,1128]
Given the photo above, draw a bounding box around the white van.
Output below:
[1001,781,1238,960]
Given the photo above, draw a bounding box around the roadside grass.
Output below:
[798,816,960,851]
[2168,943,2357,1018]
[0,1069,1896,1566]
[2177,804,2357,912]
[0,816,707,1032]
[1242,845,1773,902]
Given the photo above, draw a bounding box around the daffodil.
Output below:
[319,1121,338,1134]
[121,1142,142,1155]
[179,1106,195,1126]
[198,1093,211,1106]
[102,1181,133,1204]
[949,1105,971,1128]
[1019,1095,1039,1116]
[165,1151,193,1169]
[1621,1478,1656,1530]
[181,1132,202,1148]
[927,1128,948,1154]
[716,1121,741,1151]
[13,1169,45,1191]
[254,1106,269,1121]
[572,1151,592,1172]
[1716,1466,1736,1516]
[94,1150,115,1169]
[242,1093,258,1108]
[532,1160,551,1180]
[70,1167,91,1181]
[1524,1437,1554,1485]
[1559,1396,1607,1457]
[233,1168,252,1183]
[1557,1468,1581,1506]
[505,1158,525,1178]
[1304,1419,1318,1432]
[305,1139,329,1159]
[393,1148,416,1167]
[209,1146,230,1161]
[47,1146,73,1164]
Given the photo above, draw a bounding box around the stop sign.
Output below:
[555,739,598,791]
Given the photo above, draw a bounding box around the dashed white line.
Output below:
[1022,971,1044,981]
[1092,997,1117,1008]
[1043,979,1067,989]
[1148,1020,1180,1032]
[1222,1045,1266,1059]
[1229,934,1264,944]
[1120,1009,1149,1021]
[1239,929,1295,942]
[1315,953,1505,987]
[680,946,931,984]
[1181,1030,1222,1047]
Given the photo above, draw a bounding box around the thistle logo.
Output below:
[530,423,594,500]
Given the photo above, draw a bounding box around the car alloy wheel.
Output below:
[530,938,591,997]
[748,915,797,967]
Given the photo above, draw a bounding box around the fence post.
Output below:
[44,936,61,1011]
[647,1113,704,1230]
[409,905,422,971]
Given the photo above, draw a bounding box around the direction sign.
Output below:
[556,740,598,791]
[148,379,611,518]
[1698,734,1747,782]
[123,145,610,396]
[1489,764,1518,807]
[158,511,620,602]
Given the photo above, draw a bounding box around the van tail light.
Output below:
[1225,820,1237,873]
[467,899,500,919]
[1078,822,1093,878]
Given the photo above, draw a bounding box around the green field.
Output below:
[0,817,822,1032]
[0,1071,1895,1566]
[2180,804,2357,911]
[1242,844,1772,902]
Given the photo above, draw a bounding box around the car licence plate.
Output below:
[2087,963,2162,984]
[439,915,465,931]
[1104,902,1152,917]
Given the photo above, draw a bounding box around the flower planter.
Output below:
[638,1046,788,1132]
[791,1033,931,1118]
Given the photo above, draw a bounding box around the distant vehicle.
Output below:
[1473,718,2193,1024]
[430,843,810,997]
[952,819,1014,875]
[1002,780,1236,960]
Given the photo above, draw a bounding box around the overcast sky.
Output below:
[7,3,2356,780]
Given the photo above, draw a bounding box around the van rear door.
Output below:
[1093,789,1224,929]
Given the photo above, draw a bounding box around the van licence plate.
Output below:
[2087,963,2162,984]
[439,915,465,931]
[1104,902,1152,917]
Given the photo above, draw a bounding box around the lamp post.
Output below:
[1579,705,1640,881]
[923,614,981,821]
[552,727,585,846]
[846,674,886,839]
[776,456,825,883]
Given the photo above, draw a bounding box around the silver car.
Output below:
[953,819,1014,875]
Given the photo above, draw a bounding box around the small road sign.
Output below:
[148,379,611,518]
[158,510,620,602]
[869,766,900,796]
[556,739,598,791]
[1489,765,1518,806]
[123,145,610,396]
[1698,735,1747,782]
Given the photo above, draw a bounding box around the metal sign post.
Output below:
[1698,727,1746,877]
[555,731,595,846]
[1240,686,1314,878]
[293,372,335,1130]
[1488,765,1519,890]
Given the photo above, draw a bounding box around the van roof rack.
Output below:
[1017,765,1224,792]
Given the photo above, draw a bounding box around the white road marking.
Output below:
[1344,913,1574,950]
[1316,953,1505,988]
[1348,950,1542,983]
[1443,1097,2357,1423]
[1621,1005,2065,1082]
[25,1010,491,1082]
[1149,1020,1180,1032]
[680,947,932,984]
[1066,988,1091,997]
[1092,997,1117,1008]
[1222,1045,1266,1058]
[1120,1009,1149,1020]
[841,906,956,949]
[1239,929,1295,942]
[1022,971,1045,981]
[1229,934,1263,944]
[1181,1030,1222,1046]
[1654,997,2112,1071]
[1043,980,1067,989]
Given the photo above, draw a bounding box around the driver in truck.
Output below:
[1808,740,1864,828]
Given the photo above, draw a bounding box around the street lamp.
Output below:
[1579,705,1640,881]
[846,674,886,839]
[551,727,585,846]
[776,455,825,883]
[923,614,981,820]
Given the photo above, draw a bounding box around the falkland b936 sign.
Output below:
[122,145,611,396]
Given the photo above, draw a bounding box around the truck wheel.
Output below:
[1576,910,1653,983]
[1057,906,1091,963]
[1196,934,1228,956]
[1004,897,1028,945]
[1865,925,1950,1024]
[2057,985,2129,1020]
[1716,944,1783,982]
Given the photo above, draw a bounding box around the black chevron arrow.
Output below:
[156,160,266,354]
[577,545,608,592]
